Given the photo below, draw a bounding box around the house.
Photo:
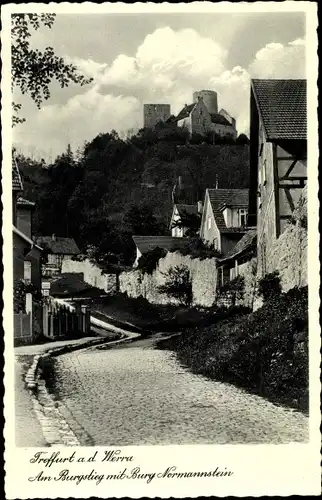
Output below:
[174,90,237,140]
[248,79,307,277]
[217,229,257,287]
[132,235,195,267]
[200,188,251,255]
[34,235,80,276]
[12,155,43,344]
[12,157,42,288]
[13,225,42,289]
[169,203,202,237]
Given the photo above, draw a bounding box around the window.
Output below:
[208,216,212,230]
[200,108,203,115]
[239,209,247,226]
[213,237,218,249]
[23,261,31,282]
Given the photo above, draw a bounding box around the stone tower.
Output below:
[193,90,218,114]
[143,104,171,129]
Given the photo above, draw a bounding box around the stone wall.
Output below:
[266,186,307,292]
[61,258,117,293]
[119,251,218,307]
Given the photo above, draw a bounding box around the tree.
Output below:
[124,203,165,236]
[236,133,250,145]
[11,13,92,124]
[158,265,193,306]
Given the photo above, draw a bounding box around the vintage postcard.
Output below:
[2,1,320,498]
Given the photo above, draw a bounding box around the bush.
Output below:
[162,285,308,412]
[172,238,222,260]
[217,275,245,307]
[14,279,42,313]
[257,270,282,302]
[158,265,193,306]
[137,247,167,274]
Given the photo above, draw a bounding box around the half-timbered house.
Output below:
[248,79,307,277]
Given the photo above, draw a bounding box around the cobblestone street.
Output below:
[48,338,309,446]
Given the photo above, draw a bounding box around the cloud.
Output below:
[14,87,141,158]
[14,31,306,159]
[248,39,306,78]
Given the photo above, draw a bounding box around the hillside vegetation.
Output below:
[159,285,308,412]
[16,126,249,267]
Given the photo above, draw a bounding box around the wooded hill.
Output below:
[16,126,250,267]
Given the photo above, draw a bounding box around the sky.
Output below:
[12,11,306,161]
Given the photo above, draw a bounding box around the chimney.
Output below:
[197,201,203,214]
[52,234,56,242]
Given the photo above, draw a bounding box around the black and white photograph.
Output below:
[2,2,320,498]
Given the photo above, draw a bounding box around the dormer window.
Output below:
[238,209,247,227]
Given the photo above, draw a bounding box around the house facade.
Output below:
[200,188,251,255]
[13,226,42,289]
[174,91,237,140]
[248,79,307,278]
[34,235,81,276]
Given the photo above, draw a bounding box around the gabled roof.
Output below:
[133,235,195,254]
[34,236,80,255]
[219,229,257,264]
[251,79,307,140]
[174,103,196,122]
[12,156,23,191]
[207,189,249,232]
[17,197,36,208]
[210,113,232,126]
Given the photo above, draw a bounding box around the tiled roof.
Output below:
[34,236,80,255]
[174,103,195,122]
[17,197,35,208]
[219,229,257,263]
[251,79,307,140]
[207,189,249,232]
[210,113,232,126]
[12,156,23,191]
[133,235,195,254]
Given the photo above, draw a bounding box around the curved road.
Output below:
[50,337,309,445]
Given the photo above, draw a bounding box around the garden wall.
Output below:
[61,258,117,293]
[119,251,218,307]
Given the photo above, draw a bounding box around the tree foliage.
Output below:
[258,271,282,302]
[11,13,92,124]
[17,126,249,269]
[158,265,193,306]
[137,247,167,274]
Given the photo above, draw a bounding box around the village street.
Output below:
[38,336,309,446]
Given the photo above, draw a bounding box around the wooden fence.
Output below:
[42,299,90,339]
[14,311,35,346]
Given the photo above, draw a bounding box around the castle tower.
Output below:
[143,104,171,129]
[193,90,218,114]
